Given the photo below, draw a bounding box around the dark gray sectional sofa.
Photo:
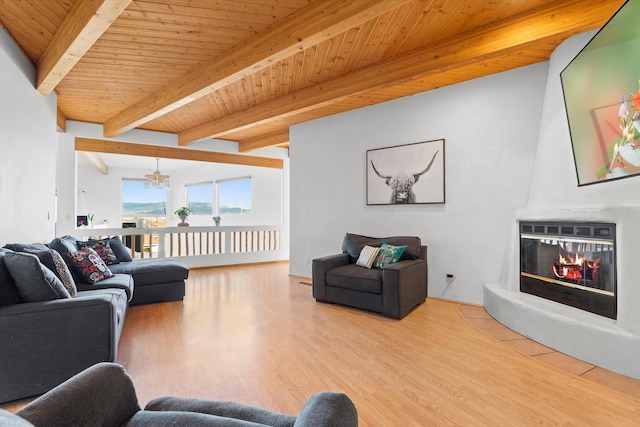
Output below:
[49,235,189,306]
[0,235,189,403]
[1,362,358,426]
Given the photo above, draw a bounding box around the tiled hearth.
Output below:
[459,304,640,399]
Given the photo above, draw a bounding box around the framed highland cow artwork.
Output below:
[367,139,445,205]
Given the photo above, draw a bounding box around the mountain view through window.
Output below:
[122,179,167,226]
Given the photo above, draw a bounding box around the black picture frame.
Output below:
[367,139,445,205]
[76,215,89,227]
[560,0,640,186]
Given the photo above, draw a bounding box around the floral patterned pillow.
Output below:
[66,248,113,284]
[77,239,119,265]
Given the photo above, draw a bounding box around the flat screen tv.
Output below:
[560,0,640,186]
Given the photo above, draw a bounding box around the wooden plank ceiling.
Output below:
[0,0,626,156]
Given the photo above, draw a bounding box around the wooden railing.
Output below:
[74,225,286,268]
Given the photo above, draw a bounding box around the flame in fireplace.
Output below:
[552,253,600,281]
[558,253,583,265]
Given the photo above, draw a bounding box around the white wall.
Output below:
[0,27,57,244]
[56,132,77,236]
[290,62,549,304]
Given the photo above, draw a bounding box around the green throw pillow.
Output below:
[373,243,407,269]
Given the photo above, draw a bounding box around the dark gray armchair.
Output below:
[312,233,428,319]
[2,362,358,426]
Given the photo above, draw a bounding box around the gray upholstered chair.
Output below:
[2,362,358,427]
[312,233,428,319]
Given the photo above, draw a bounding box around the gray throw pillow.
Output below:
[0,249,22,305]
[25,249,77,297]
[48,235,79,255]
[2,242,49,252]
[106,236,133,263]
[3,252,71,302]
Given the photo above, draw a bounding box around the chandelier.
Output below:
[144,158,171,189]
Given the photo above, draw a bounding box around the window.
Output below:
[217,177,251,214]
[186,182,213,215]
[122,179,167,226]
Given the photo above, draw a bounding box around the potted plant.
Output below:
[175,207,193,227]
[212,216,221,226]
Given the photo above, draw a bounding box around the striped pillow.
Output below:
[356,245,381,269]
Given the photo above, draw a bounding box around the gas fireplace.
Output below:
[519,221,617,319]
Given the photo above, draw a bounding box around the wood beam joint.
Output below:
[239,129,290,153]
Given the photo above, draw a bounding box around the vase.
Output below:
[178,213,189,227]
[606,168,629,179]
[618,143,640,167]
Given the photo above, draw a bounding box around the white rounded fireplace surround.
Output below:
[485,207,640,380]
[484,29,640,380]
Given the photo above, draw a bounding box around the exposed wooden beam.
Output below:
[56,108,67,132]
[75,138,283,169]
[178,0,616,144]
[239,129,290,153]
[36,0,131,97]
[79,151,109,175]
[102,0,412,138]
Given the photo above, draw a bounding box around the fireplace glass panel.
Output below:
[520,222,616,319]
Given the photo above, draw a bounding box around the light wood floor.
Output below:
[4,263,640,425]
[459,305,640,400]
[116,263,640,426]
